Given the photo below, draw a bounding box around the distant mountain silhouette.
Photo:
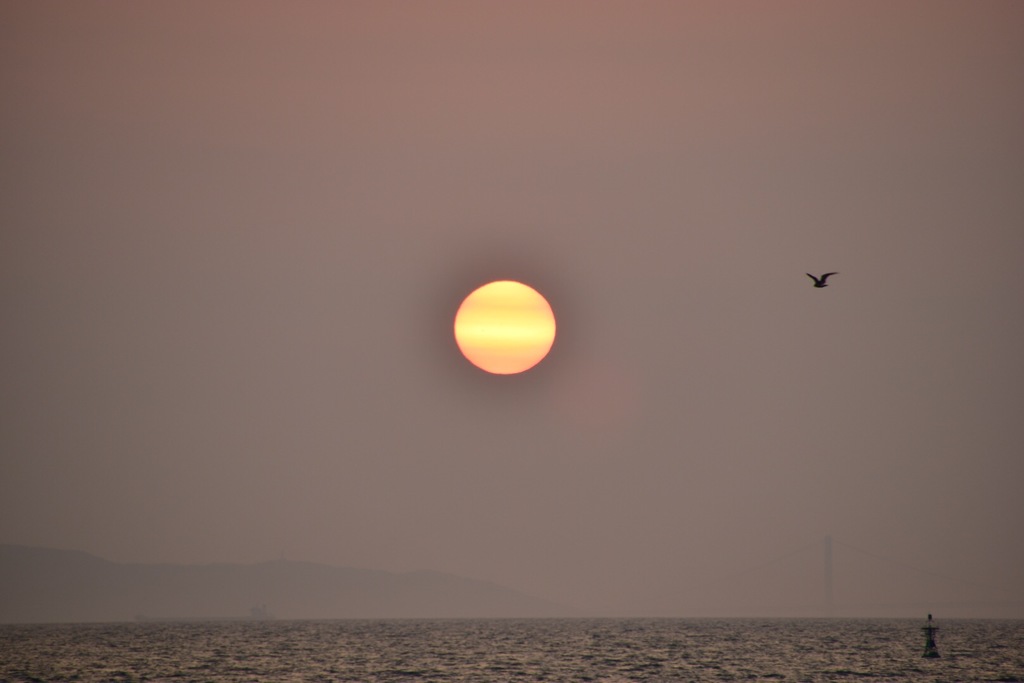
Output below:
[0,544,568,623]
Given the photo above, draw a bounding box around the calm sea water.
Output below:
[1,618,1021,682]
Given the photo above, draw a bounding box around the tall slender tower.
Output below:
[824,535,834,616]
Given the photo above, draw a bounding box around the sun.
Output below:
[453,280,556,374]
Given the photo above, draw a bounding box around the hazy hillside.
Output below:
[0,545,567,623]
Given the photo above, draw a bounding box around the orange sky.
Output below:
[2,1,1023,618]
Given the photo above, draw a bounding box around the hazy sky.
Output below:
[3,2,1023,617]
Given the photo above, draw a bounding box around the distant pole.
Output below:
[824,535,834,616]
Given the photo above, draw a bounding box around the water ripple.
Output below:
[0,618,1021,682]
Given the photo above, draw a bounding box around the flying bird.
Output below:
[807,272,838,288]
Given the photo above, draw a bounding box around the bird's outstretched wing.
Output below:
[806,272,839,287]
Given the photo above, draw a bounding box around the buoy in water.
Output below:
[922,613,940,658]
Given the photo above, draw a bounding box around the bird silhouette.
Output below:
[807,272,838,288]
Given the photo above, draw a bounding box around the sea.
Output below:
[1,618,1022,683]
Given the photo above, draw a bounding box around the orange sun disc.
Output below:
[453,280,556,374]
